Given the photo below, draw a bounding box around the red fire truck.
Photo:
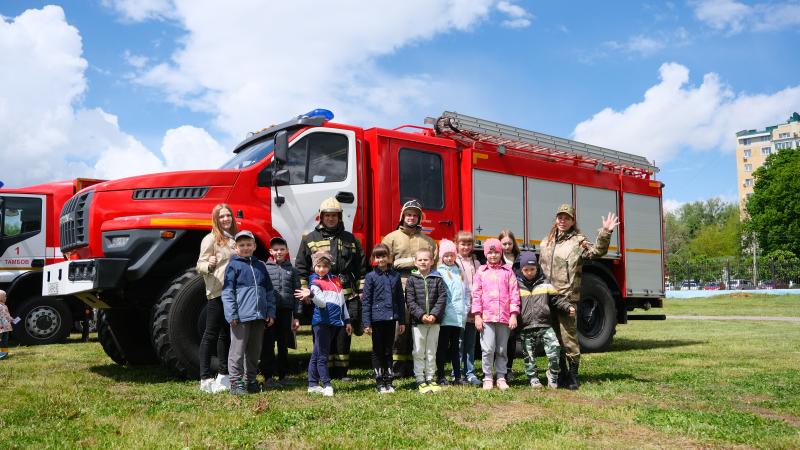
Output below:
[42,110,665,378]
[0,178,104,344]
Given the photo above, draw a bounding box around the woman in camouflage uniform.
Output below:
[539,204,618,390]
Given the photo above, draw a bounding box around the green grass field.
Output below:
[662,293,800,317]
[1,295,799,449]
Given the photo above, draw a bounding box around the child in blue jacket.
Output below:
[222,231,276,395]
[363,243,405,393]
[435,239,468,385]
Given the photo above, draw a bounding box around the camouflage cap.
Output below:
[556,204,575,219]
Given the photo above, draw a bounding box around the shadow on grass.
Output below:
[89,363,177,384]
[606,337,705,352]
[583,371,644,384]
[6,334,97,347]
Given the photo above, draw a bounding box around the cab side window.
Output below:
[1,197,42,237]
[398,148,444,209]
[285,132,348,185]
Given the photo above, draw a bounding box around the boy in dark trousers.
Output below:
[516,251,574,389]
[295,250,353,397]
[260,237,302,387]
[222,230,276,395]
[363,243,405,393]
[405,248,447,394]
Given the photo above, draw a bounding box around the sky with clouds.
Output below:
[1,0,799,211]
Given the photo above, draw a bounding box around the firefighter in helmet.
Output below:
[295,197,366,380]
[382,199,438,377]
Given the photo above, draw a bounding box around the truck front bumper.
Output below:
[42,258,128,308]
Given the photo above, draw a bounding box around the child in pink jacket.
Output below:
[471,239,520,390]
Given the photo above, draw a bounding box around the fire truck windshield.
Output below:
[220,138,275,170]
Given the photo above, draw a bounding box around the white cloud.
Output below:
[663,198,685,213]
[693,0,750,32]
[692,0,800,33]
[497,1,533,28]
[114,0,510,138]
[606,36,665,56]
[102,0,176,22]
[159,126,229,170]
[604,28,690,57]
[123,50,148,69]
[573,62,800,164]
[0,6,227,187]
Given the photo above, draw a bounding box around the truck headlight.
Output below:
[107,236,130,248]
[68,261,97,282]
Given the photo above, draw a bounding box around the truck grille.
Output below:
[60,190,94,252]
[132,186,208,200]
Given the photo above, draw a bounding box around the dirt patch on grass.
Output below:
[447,396,720,449]
[740,402,800,428]
[448,400,546,430]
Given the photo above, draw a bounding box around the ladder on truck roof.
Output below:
[429,111,659,178]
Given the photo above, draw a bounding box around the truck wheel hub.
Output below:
[26,306,60,339]
[578,297,603,337]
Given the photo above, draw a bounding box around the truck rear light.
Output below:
[160,231,176,239]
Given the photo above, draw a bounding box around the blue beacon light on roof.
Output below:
[302,109,334,121]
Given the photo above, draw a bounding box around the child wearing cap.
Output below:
[259,236,302,388]
[516,251,574,389]
[435,239,468,386]
[471,238,520,391]
[222,230,276,395]
[295,250,353,397]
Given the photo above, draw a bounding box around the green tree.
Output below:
[685,207,741,259]
[747,148,800,255]
[664,199,740,260]
[663,210,689,258]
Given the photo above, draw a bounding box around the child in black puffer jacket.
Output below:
[516,251,574,389]
[259,237,302,387]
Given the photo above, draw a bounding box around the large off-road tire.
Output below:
[100,308,159,365]
[151,269,208,379]
[577,273,617,352]
[96,310,127,365]
[12,296,72,345]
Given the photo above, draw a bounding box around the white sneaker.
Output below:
[211,374,231,393]
[199,378,214,393]
[322,386,334,397]
[530,377,543,389]
[307,386,324,394]
[546,370,558,389]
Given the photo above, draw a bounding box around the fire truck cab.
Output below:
[42,110,664,378]
[0,178,103,344]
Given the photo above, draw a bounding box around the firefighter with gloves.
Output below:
[382,200,438,377]
[296,197,366,380]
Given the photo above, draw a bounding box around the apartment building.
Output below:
[735,112,800,215]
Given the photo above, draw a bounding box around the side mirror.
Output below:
[272,168,290,187]
[274,130,288,166]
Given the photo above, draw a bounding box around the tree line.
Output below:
[665,146,800,285]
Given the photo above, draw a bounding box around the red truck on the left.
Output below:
[0,178,104,344]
